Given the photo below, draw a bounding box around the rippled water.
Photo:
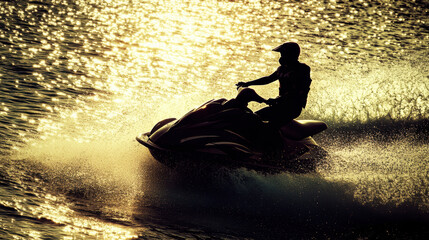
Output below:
[1,0,428,239]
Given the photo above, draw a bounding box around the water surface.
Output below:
[0,0,428,239]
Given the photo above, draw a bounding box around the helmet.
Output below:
[273,42,300,58]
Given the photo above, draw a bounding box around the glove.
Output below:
[236,82,248,89]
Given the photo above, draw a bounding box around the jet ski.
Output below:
[136,98,328,173]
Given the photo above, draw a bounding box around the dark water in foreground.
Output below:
[1,0,428,239]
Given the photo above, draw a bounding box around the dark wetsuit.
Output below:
[256,62,312,127]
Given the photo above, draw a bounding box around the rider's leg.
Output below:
[235,87,266,105]
[223,87,266,108]
[255,103,302,127]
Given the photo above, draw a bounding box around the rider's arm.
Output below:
[248,72,278,86]
[236,71,278,88]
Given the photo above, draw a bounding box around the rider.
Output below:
[236,42,312,128]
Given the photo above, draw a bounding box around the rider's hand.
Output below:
[236,82,248,89]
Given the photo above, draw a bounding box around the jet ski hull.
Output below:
[137,132,327,174]
[136,99,328,174]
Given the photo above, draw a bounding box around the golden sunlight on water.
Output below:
[1,0,427,141]
[12,0,424,145]
[0,0,428,238]
[0,157,140,238]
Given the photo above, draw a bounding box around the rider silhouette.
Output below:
[236,42,312,127]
